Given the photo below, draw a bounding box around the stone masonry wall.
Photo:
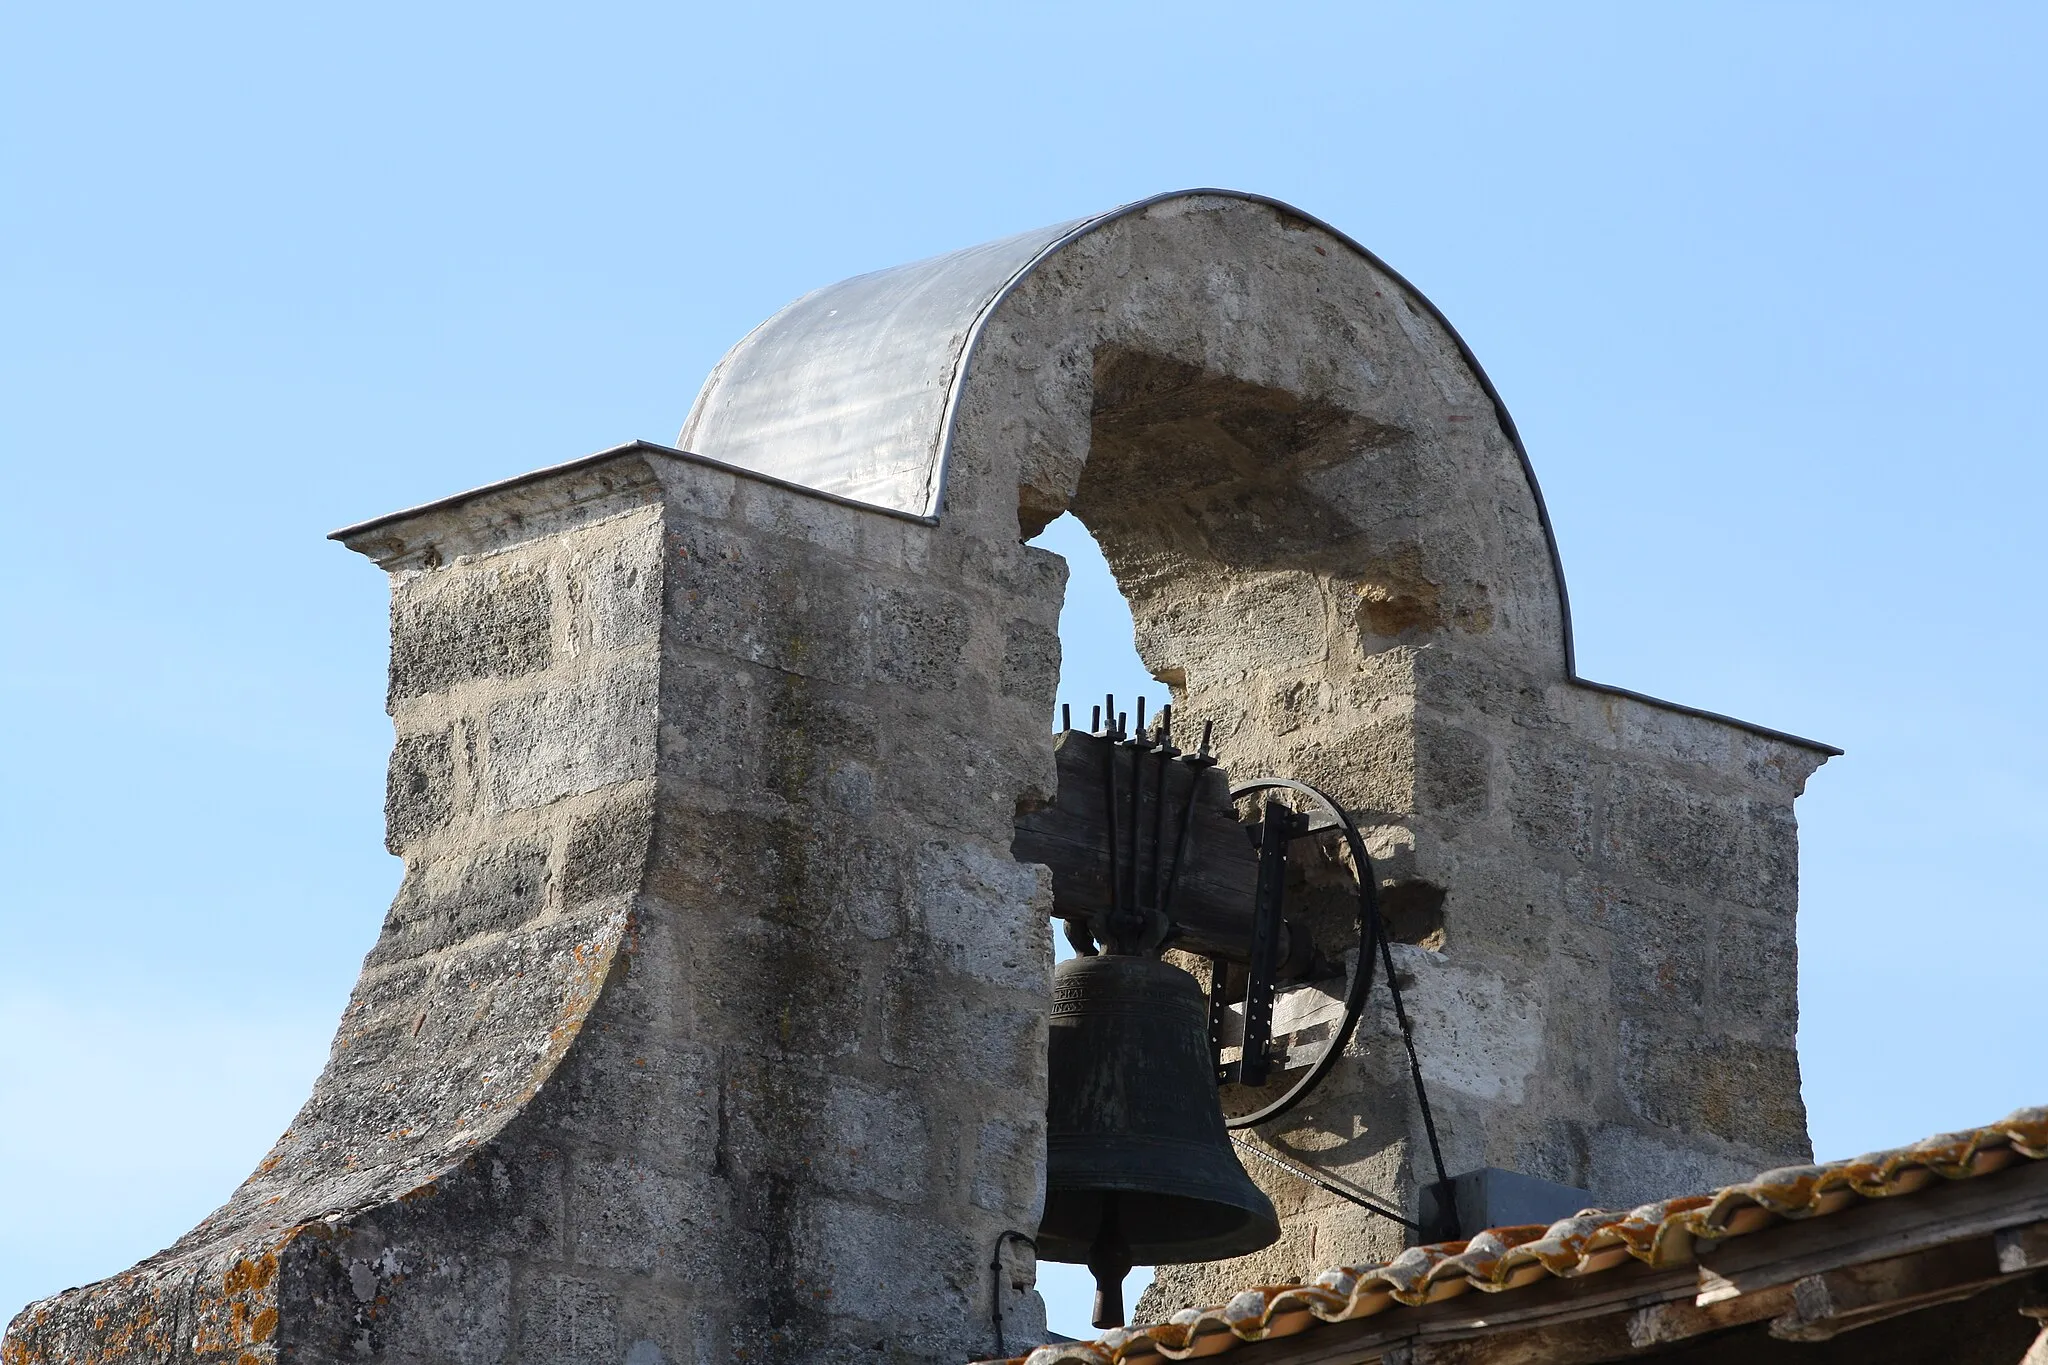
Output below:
[5,191,1834,1364]
[3,444,1065,1365]
[916,194,1833,1316]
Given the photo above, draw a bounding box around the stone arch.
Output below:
[6,192,1834,1365]
[686,190,1833,1312]
[684,190,1575,692]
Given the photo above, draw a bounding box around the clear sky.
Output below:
[3,0,2043,1344]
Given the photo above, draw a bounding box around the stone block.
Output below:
[1584,1124,1767,1211]
[651,456,740,521]
[822,760,878,819]
[562,794,654,906]
[652,806,905,941]
[567,510,664,653]
[666,521,868,682]
[368,836,549,966]
[800,1199,977,1339]
[567,1154,729,1275]
[971,1117,1044,1214]
[718,1063,941,1211]
[1729,798,1801,911]
[1416,720,1492,825]
[1505,741,1595,860]
[809,1074,936,1204]
[913,841,1050,991]
[1203,570,1330,677]
[389,562,554,701]
[519,1274,622,1364]
[1617,1022,1807,1154]
[385,725,457,854]
[426,1143,571,1260]
[871,585,971,692]
[1709,911,1800,1043]
[1261,673,1334,738]
[485,662,657,812]
[323,1241,514,1364]
[657,654,771,794]
[879,990,1042,1092]
[1278,716,1415,820]
[544,1038,719,1174]
[1376,946,1544,1104]
[1000,616,1061,701]
[1604,885,1706,1017]
[758,679,886,809]
[1601,771,1742,898]
[732,479,869,560]
[694,914,869,1061]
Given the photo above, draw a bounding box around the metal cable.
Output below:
[988,1229,1038,1358]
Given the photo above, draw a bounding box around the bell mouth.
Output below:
[1037,1135,1282,1264]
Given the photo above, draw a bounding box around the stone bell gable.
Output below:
[5,190,1831,1365]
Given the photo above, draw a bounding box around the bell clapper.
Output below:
[1086,1192,1134,1329]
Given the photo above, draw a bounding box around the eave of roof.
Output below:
[987,1105,2048,1365]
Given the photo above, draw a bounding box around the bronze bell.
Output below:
[1038,953,1281,1328]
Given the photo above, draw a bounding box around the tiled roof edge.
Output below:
[988,1104,2048,1365]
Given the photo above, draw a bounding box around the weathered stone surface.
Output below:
[389,562,553,701]
[1617,1016,1808,1153]
[933,194,1831,1311]
[483,664,658,813]
[5,449,1059,1365]
[367,835,548,965]
[384,724,456,854]
[9,194,1830,1365]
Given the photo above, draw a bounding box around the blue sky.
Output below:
[3,0,2044,1342]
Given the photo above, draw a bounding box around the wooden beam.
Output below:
[1012,729,1265,960]
[1403,1316,1636,1365]
[1765,1235,2006,1341]
[1695,1155,2048,1306]
[1624,1284,1794,1346]
[1999,1221,2048,1275]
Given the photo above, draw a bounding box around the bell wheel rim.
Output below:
[1215,776,1382,1131]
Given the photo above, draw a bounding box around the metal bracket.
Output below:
[1235,800,1300,1088]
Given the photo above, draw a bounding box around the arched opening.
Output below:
[1024,510,1161,1336]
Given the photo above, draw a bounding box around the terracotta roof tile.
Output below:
[986,1105,2048,1365]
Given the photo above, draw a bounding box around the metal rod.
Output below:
[1126,696,1144,917]
[988,1229,1038,1357]
[1229,1136,1421,1231]
[1158,731,1204,928]
[1146,717,1171,916]
[1377,925,1451,1189]
[1239,801,1291,1088]
[1206,954,1232,1083]
[1100,695,1123,949]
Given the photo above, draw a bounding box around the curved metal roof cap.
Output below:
[676,190,1839,754]
[681,189,1549,526]
[679,217,1087,518]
